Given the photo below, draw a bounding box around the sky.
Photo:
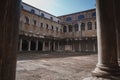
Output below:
[22,0,96,16]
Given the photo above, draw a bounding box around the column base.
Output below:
[92,64,120,79]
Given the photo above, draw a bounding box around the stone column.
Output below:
[93,41,96,52]
[79,41,81,52]
[53,41,56,51]
[72,41,74,52]
[19,38,23,51]
[58,41,60,51]
[0,0,21,80]
[36,40,38,51]
[42,41,45,51]
[49,41,51,51]
[85,41,88,52]
[92,0,120,78]
[28,40,31,51]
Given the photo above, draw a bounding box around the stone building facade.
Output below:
[58,9,97,52]
[19,2,97,52]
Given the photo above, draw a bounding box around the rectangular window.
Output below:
[46,24,48,29]
[69,25,72,32]
[74,24,78,32]
[51,25,53,30]
[63,26,67,32]
[33,20,36,26]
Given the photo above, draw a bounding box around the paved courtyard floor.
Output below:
[16,52,97,80]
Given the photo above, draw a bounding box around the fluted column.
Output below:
[92,0,120,78]
[0,0,21,80]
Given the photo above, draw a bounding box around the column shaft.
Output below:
[53,41,56,51]
[36,40,38,51]
[19,38,23,51]
[42,41,45,51]
[86,41,88,52]
[49,41,51,51]
[79,41,81,52]
[93,0,119,78]
[28,40,31,51]
[93,41,96,52]
[58,41,60,51]
[0,0,21,80]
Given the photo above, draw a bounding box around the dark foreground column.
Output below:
[114,0,120,61]
[0,0,21,80]
[92,0,120,79]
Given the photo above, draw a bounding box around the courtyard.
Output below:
[16,52,97,80]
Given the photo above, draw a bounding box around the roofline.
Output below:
[22,2,59,19]
[57,8,96,17]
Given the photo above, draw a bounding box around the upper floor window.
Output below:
[81,23,85,31]
[68,25,73,32]
[50,17,53,20]
[74,24,79,32]
[46,24,48,29]
[63,26,67,32]
[31,9,35,14]
[41,13,44,17]
[25,16,29,24]
[78,15,85,20]
[58,20,60,23]
[33,20,36,26]
[51,25,53,30]
[66,17,72,21]
[92,12,96,17]
[87,22,92,30]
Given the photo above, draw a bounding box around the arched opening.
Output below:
[22,39,28,51]
[30,40,36,51]
[38,41,43,51]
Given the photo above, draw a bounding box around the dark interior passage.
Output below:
[22,39,28,51]
[31,40,36,50]
[38,41,43,51]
